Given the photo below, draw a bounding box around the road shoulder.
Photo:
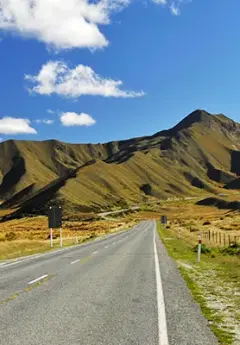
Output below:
[155,224,218,345]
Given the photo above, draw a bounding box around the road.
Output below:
[98,206,140,218]
[0,221,218,345]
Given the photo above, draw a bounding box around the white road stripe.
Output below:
[92,251,98,255]
[154,223,169,345]
[71,259,80,264]
[28,274,48,285]
[113,242,116,245]
[105,245,108,249]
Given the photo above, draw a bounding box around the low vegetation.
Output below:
[0,215,136,260]
[157,210,240,345]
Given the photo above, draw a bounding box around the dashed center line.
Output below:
[71,259,80,264]
[92,251,98,255]
[28,275,48,285]
[105,245,109,249]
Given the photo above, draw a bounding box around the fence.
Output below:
[201,230,240,247]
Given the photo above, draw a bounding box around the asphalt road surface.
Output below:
[0,221,218,345]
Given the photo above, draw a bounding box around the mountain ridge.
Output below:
[0,109,239,219]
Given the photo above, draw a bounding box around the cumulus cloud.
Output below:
[25,61,144,99]
[35,119,54,124]
[0,0,130,50]
[0,117,37,134]
[60,112,96,127]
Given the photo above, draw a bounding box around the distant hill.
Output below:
[0,109,239,219]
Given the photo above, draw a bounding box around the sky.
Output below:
[0,0,240,144]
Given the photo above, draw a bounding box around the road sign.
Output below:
[161,215,167,225]
[48,206,62,229]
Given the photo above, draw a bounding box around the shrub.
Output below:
[221,244,240,256]
[5,232,17,241]
[140,183,152,195]
[193,244,211,254]
[190,227,199,232]
[203,221,211,225]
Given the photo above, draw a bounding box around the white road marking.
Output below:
[153,223,169,345]
[1,260,25,268]
[105,245,109,249]
[71,259,80,264]
[1,229,130,269]
[113,242,116,245]
[28,274,48,285]
[92,251,98,255]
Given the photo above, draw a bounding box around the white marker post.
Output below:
[197,237,202,262]
[50,228,53,248]
[60,228,63,248]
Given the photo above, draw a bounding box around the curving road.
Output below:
[0,221,217,345]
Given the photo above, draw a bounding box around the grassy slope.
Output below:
[0,111,239,215]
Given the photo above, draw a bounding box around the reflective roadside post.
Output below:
[198,232,202,262]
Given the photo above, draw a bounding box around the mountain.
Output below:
[0,109,239,219]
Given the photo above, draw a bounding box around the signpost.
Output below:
[48,206,62,248]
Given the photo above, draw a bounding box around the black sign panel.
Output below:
[48,206,62,229]
[161,215,167,224]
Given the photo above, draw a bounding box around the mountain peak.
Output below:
[175,109,211,129]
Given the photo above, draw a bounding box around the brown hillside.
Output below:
[0,109,239,219]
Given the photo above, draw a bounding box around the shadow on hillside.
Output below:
[0,155,26,199]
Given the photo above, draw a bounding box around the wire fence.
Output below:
[201,230,240,247]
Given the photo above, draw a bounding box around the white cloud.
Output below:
[152,0,167,5]
[35,119,54,124]
[60,112,96,127]
[0,117,37,134]
[170,4,180,15]
[25,61,145,99]
[153,0,191,15]
[47,109,55,114]
[0,0,130,50]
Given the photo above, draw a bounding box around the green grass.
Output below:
[157,221,239,345]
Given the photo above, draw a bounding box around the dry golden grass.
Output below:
[0,216,136,260]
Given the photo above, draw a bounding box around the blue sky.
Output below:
[0,0,239,144]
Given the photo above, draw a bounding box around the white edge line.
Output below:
[71,259,80,264]
[28,274,48,285]
[154,223,169,345]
